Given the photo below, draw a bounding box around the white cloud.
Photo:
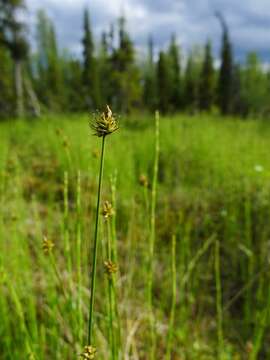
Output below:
[25,0,270,61]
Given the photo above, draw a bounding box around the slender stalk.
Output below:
[148,111,160,360]
[49,253,68,300]
[251,281,270,360]
[106,220,117,360]
[88,135,106,345]
[110,174,118,262]
[76,170,83,343]
[110,175,122,353]
[215,239,224,359]
[63,171,72,274]
[166,235,176,360]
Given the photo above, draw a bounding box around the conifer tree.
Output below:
[35,10,64,110]
[183,53,198,111]
[110,16,140,112]
[82,8,101,109]
[157,51,171,113]
[168,34,182,111]
[216,12,233,115]
[98,31,111,106]
[143,36,156,111]
[199,40,214,111]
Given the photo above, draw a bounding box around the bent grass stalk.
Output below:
[215,239,224,359]
[148,110,160,360]
[166,234,176,360]
[63,171,72,275]
[76,170,83,344]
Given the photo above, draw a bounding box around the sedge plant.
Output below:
[82,106,118,357]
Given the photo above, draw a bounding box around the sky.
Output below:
[26,0,270,62]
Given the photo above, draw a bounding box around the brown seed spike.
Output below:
[101,200,115,219]
[104,260,118,276]
[91,105,119,137]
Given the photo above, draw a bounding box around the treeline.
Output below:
[0,0,270,119]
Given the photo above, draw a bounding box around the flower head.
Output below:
[101,200,115,219]
[91,105,118,137]
[104,260,118,276]
[42,236,55,254]
[80,345,97,359]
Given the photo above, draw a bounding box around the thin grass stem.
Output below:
[88,135,106,345]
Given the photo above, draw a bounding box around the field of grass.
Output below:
[1,113,270,359]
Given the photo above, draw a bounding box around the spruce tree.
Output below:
[82,8,101,109]
[168,34,181,111]
[157,51,171,113]
[35,10,64,110]
[183,53,198,112]
[199,40,214,111]
[143,36,156,111]
[110,16,140,112]
[98,31,110,106]
[216,12,233,115]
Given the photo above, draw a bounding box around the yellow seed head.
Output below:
[42,236,55,254]
[91,105,118,137]
[104,260,118,276]
[139,174,149,188]
[101,200,115,219]
[80,345,97,359]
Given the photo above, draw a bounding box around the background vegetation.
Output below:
[0,1,270,119]
[1,1,270,359]
[1,115,270,358]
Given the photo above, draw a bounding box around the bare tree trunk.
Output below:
[24,76,41,118]
[14,60,24,118]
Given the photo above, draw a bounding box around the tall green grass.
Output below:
[1,114,270,358]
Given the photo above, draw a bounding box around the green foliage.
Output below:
[168,34,182,111]
[0,46,14,117]
[241,53,270,116]
[82,8,101,109]
[143,36,157,111]
[1,4,270,118]
[109,17,141,112]
[157,51,171,113]
[199,41,215,111]
[183,52,198,112]
[217,16,234,115]
[35,10,64,110]
[2,114,270,358]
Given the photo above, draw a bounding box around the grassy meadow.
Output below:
[1,113,270,359]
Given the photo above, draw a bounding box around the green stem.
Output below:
[215,239,224,359]
[88,135,106,345]
[106,220,117,360]
[166,235,176,360]
[148,111,160,360]
[63,171,72,274]
[76,170,83,343]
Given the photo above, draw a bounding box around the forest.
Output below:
[1,0,270,119]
